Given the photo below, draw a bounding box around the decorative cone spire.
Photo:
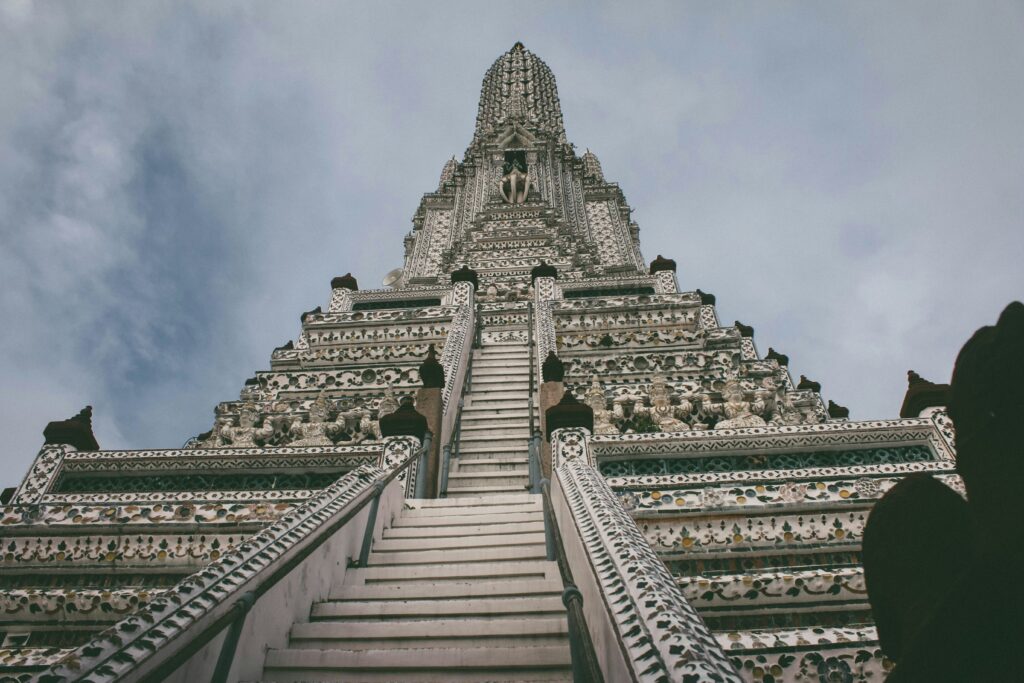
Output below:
[473,43,566,145]
[900,370,950,418]
[378,396,428,441]
[419,344,445,389]
[330,273,358,290]
[542,352,565,382]
[545,390,594,440]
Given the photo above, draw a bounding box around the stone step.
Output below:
[454,458,529,472]
[447,478,531,491]
[289,616,568,647]
[461,408,530,418]
[458,432,532,445]
[446,473,528,483]
[330,577,560,601]
[447,485,532,496]
[346,560,558,585]
[262,645,571,682]
[470,380,531,391]
[467,389,530,400]
[471,362,532,374]
[458,428,532,438]
[400,501,539,518]
[366,544,546,566]
[468,398,531,409]
[453,449,530,462]
[460,418,531,429]
[372,532,545,552]
[312,596,565,620]
[391,510,542,528]
[384,520,545,538]
[407,492,536,508]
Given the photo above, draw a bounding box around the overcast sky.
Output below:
[1,2,1021,480]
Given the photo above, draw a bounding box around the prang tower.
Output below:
[0,43,958,683]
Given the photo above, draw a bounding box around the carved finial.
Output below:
[582,148,604,181]
[542,351,565,382]
[378,396,429,441]
[419,344,445,389]
[545,389,595,439]
[43,406,99,451]
[828,400,850,419]
[531,261,558,282]
[450,265,480,290]
[649,255,677,274]
[797,375,822,393]
[766,348,789,366]
[900,370,950,418]
[511,41,525,52]
[330,273,358,291]
[439,157,457,187]
[301,305,322,323]
[695,289,716,305]
[734,320,754,338]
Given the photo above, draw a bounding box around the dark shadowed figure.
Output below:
[864,301,1024,681]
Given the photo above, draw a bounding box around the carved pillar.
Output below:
[539,352,565,478]
[328,273,358,312]
[416,386,443,498]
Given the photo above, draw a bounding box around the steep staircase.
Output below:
[260,334,572,681]
[447,337,533,497]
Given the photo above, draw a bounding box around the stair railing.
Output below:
[526,301,537,445]
[40,437,430,683]
[539,474,604,683]
[439,365,472,498]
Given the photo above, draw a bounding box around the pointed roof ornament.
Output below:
[582,149,604,181]
[474,44,566,145]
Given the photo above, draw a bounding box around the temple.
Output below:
[0,43,958,682]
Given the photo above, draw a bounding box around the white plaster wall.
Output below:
[551,471,634,683]
[159,478,404,683]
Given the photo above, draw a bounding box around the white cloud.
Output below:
[0,2,1020,481]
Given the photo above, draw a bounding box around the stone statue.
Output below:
[378,384,400,418]
[225,402,273,447]
[499,156,532,205]
[584,377,619,435]
[713,380,766,430]
[288,392,336,447]
[358,410,380,441]
[646,374,689,432]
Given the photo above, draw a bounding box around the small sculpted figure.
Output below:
[289,392,335,447]
[499,156,532,204]
[378,384,400,418]
[584,377,619,435]
[647,374,689,432]
[713,380,766,430]
[226,403,273,447]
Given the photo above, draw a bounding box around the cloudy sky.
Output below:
[1,2,1021,479]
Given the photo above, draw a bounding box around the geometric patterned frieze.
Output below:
[590,415,955,464]
[637,508,870,555]
[600,444,935,479]
[617,472,964,512]
[0,501,291,530]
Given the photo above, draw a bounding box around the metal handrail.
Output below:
[440,310,477,497]
[144,438,430,683]
[540,476,604,683]
[526,301,537,439]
